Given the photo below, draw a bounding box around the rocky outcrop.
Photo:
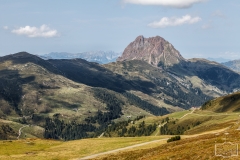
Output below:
[117,35,185,67]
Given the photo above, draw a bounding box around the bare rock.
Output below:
[117,35,185,67]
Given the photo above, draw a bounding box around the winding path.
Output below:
[17,125,28,140]
[180,109,195,119]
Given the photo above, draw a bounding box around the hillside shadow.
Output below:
[167,60,240,92]
[218,94,240,112]
[0,52,156,94]
[0,52,62,75]
[45,97,83,109]
[0,69,35,112]
[48,59,156,94]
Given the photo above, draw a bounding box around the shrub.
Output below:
[167,135,181,143]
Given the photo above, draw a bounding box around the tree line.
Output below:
[105,116,157,137]
[44,118,96,140]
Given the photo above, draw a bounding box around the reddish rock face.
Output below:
[117,35,185,67]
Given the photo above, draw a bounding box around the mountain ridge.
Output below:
[116,35,240,93]
[1,35,240,140]
[222,59,240,73]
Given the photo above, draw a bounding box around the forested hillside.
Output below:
[1,39,240,140]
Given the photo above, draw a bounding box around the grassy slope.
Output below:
[139,109,239,135]
[1,109,238,160]
[104,60,181,112]
[0,59,153,131]
[94,127,240,160]
[1,108,240,159]
[0,136,168,160]
[103,107,240,138]
[93,113,240,160]
[0,58,157,140]
[89,94,240,159]
[105,59,238,112]
[0,119,44,139]
[202,91,240,112]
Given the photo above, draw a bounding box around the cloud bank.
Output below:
[122,0,206,8]
[148,15,201,28]
[12,25,58,38]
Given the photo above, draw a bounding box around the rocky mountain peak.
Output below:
[117,35,185,67]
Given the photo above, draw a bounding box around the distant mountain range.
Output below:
[207,57,231,63]
[205,57,240,73]
[39,51,121,64]
[222,59,240,73]
[116,35,240,94]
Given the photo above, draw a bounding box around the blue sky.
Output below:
[1,0,240,60]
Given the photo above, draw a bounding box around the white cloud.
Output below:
[3,26,8,30]
[148,15,201,28]
[122,0,206,8]
[12,25,58,38]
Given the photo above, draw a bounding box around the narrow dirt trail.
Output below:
[155,122,167,136]
[180,109,195,119]
[98,132,104,138]
[17,125,28,140]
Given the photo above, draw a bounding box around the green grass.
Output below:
[94,120,240,160]
[1,108,239,160]
[0,119,44,139]
[167,109,240,135]
[202,91,240,112]
[0,136,169,160]
[131,110,191,126]
[168,110,191,119]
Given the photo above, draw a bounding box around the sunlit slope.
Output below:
[0,53,156,135]
[0,119,44,139]
[1,108,240,159]
[94,112,240,160]
[102,109,240,138]
[0,136,168,160]
[104,60,213,110]
[202,91,240,112]
[95,124,240,160]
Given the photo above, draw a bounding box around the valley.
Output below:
[2,0,240,159]
[1,107,240,160]
[1,35,240,160]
